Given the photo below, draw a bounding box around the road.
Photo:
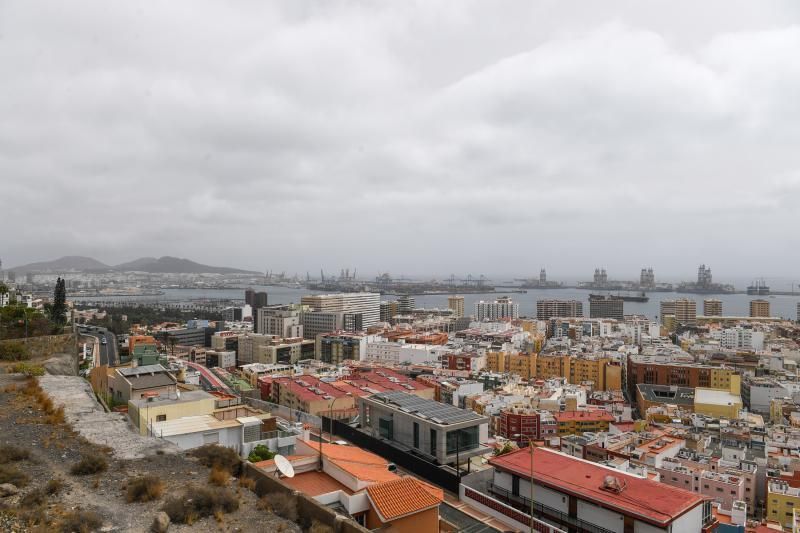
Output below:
[78,326,118,367]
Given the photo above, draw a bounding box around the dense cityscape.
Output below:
[3,257,800,532]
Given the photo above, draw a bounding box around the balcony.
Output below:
[487,482,615,533]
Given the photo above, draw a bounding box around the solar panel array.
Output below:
[373,390,483,425]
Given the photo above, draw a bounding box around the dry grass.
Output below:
[57,509,103,533]
[46,478,65,495]
[125,475,164,503]
[162,485,239,524]
[20,487,46,508]
[70,454,108,476]
[309,520,334,533]
[259,492,298,522]
[0,443,30,463]
[18,378,65,424]
[0,463,29,486]
[208,465,230,487]
[238,476,256,491]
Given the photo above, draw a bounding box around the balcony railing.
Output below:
[488,482,616,533]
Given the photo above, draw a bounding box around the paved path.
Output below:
[38,374,178,460]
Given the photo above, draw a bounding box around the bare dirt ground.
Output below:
[0,373,302,532]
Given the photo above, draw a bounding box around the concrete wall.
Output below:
[242,462,370,533]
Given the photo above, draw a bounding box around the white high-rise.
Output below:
[474,296,519,321]
[300,293,381,328]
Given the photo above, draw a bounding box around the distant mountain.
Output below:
[112,256,259,274]
[10,256,110,273]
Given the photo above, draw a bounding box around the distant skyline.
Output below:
[3,1,800,276]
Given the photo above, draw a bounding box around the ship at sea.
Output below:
[589,291,649,303]
[747,279,770,296]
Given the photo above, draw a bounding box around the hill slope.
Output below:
[113,256,259,274]
[10,255,110,273]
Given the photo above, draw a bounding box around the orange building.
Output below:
[366,477,443,532]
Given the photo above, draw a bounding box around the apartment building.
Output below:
[536,300,583,320]
[301,293,380,328]
[703,299,723,316]
[554,410,614,436]
[255,307,303,338]
[749,299,770,318]
[660,298,696,327]
[768,480,800,529]
[498,406,558,442]
[475,296,519,321]
[588,295,624,320]
[448,295,465,318]
[626,355,738,400]
[316,332,375,365]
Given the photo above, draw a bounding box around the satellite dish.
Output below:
[274,454,295,478]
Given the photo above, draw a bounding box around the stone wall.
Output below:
[0,333,76,358]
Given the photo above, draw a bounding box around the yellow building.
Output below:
[128,390,217,436]
[605,364,622,391]
[486,351,507,373]
[555,411,613,436]
[693,385,742,419]
[768,480,800,529]
[536,353,571,381]
[507,353,536,380]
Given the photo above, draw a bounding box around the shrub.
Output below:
[208,465,229,487]
[0,341,30,361]
[125,475,164,503]
[7,362,44,376]
[162,486,239,524]
[0,444,31,463]
[0,464,29,486]
[70,455,108,476]
[46,478,65,495]
[265,492,298,522]
[247,444,274,463]
[20,487,46,508]
[58,510,103,533]
[192,444,241,474]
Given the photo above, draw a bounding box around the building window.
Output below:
[378,417,393,440]
[446,426,479,455]
[413,422,419,449]
[156,415,166,422]
[430,429,437,456]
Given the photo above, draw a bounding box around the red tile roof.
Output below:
[490,447,706,527]
[366,477,443,522]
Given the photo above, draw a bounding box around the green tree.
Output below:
[50,277,67,326]
[247,444,275,463]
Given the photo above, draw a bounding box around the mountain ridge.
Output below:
[9,255,259,275]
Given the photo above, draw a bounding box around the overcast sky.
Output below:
[2,1,800,279]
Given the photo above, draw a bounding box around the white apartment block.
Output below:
[475,297,519,321]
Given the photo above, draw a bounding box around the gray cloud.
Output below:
[2,1,800,279]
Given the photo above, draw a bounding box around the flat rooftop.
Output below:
[367,390,487,426]
[637,384,695,406]
[695,388,741,406]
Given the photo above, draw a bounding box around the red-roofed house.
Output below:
[365,477,443,531]
[460,447,716,532]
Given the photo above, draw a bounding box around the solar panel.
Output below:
[371,390,484,425]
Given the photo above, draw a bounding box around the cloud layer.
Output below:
[2,1,800,278]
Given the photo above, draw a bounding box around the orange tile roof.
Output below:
[366,477,443,522]
[281,470,354,497]
[298,440,400,483]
